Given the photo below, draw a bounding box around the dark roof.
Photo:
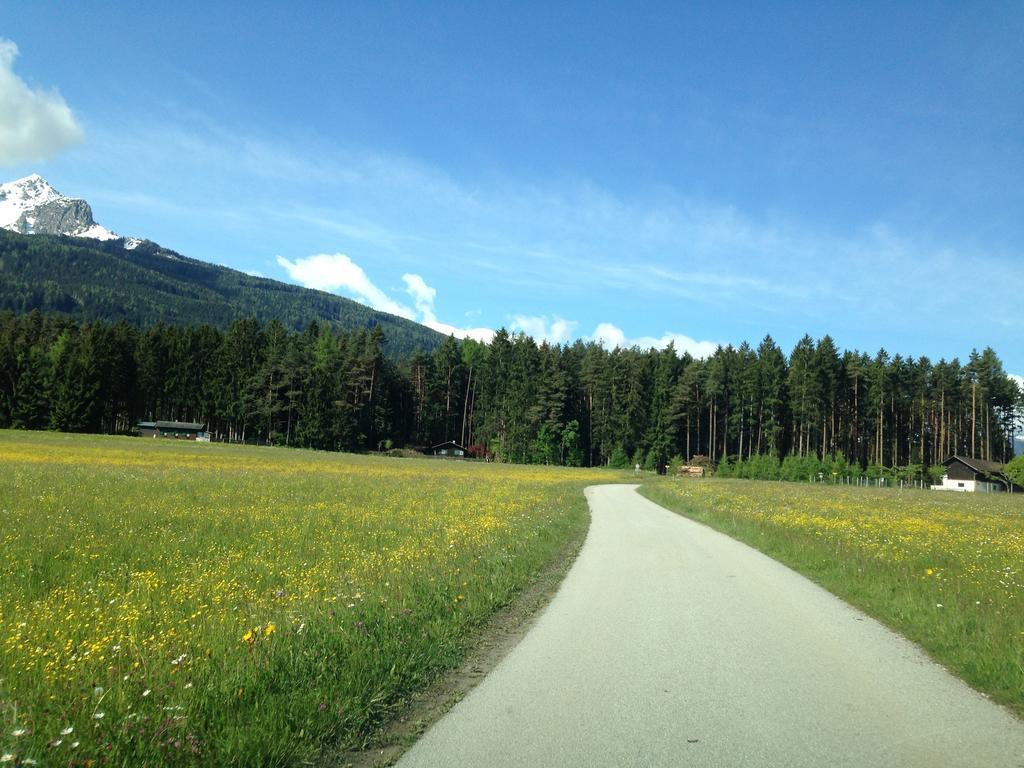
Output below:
[429,441,468,451]
[942,455,1005,475]
[140,421,206,431]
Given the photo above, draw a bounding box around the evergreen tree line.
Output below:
[1,311,1020,472]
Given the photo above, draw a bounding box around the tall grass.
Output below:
[0,431,612,765]
[642,478,1024,717]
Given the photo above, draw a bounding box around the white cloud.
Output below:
[635,332,720,359]
[402,273,438,323]
[276,255,494,341]
[0,39,84,165]
[403,272,494,341]
[590,322,719,359]
[423,320,495,343]
[79,108,1024,357]
[73,107,1023,367]
[510,315,578,345]
[276,253,414,319]
[591,322,627,350]
[504,316,718,358]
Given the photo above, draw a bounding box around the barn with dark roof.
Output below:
[931,456,1013,493]
[137,421,209,440]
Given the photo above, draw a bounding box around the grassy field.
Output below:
[642,478,1024,717]
[0,431,617,766]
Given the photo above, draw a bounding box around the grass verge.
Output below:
[0,430,619,766]
[640,477,1024,719]
[330,500,590,768]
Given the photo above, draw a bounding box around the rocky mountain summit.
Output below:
[0,174,133,244]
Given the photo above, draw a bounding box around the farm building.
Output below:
[137,421,210,440]
[427,441,469,458]
[931,456,1012,493]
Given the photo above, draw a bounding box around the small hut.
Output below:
[137,421,209,440]
[427,441,469,458]
[932,456,1009,493]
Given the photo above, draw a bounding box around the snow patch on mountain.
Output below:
[0,174,56,225]
[0,174,119,241]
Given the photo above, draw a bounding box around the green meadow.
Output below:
[0,431,615,766]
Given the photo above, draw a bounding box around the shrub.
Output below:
[468,444,494,461]
[608,446,631,469]
[1005,455,1024,488]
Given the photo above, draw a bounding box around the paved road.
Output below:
[397,484,1024,768]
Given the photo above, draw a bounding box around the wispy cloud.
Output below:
[0,39,84,165]
[276,251,494,341]
[70,108,1024,360]
[402,272,494,341]
[276,253,415,319]
[509,315,578,345]
[590,322,719,359]
[503,314,720,358]
[422,319,495,343]
[402,274,437,323]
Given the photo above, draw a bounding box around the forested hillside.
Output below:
[0,229,443,357]
[1,312,1019,475]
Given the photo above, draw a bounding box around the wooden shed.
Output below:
[427,441,469,458]
[932,456,1009,493]
[137,421,209,440]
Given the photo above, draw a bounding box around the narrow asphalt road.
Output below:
[397,484,1024,768]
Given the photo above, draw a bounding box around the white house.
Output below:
[931,456,1007,493]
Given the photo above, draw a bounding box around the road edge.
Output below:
[328,491,594,768]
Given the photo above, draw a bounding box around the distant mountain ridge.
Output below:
[0,175,444,356]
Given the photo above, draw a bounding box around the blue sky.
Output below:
[1,2,1022,376]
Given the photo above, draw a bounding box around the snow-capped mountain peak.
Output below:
[0,174,120,241]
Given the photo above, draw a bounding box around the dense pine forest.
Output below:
[1,311,1020,476]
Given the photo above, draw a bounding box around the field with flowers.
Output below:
[0,431,618,766]
[642,478,1024,717]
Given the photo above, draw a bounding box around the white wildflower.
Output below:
[61,726,74,735]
